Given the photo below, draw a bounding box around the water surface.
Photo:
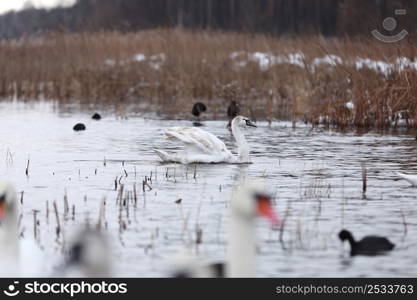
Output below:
[1,101,417,277]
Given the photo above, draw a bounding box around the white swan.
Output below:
[227,181,279,277]
[168,181,280,277]
[154,116,257,164]
[0,181,45,277]
[0,181,19,272]
[396,172,417,187]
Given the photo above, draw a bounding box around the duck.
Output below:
[73,123,86,131]
[168,254,224,278]
[227,101,240,128]
[338,229,395,256]
[168,181,279,277]
[154,116,257,164]
[191,102,207,126]
[92,113,102,120]
[396,172,417,187]
[61,229,111,277]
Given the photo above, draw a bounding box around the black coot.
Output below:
[191,102,207,126]
[191,103,207,118]
[227,101,240,128]
[92,113,102,120]
[172,262,224,278]
[73,123,86,131]
[338,229,395,256]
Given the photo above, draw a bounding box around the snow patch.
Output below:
[133,54,146,62]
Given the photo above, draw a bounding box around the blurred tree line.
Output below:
[0,0,415,39]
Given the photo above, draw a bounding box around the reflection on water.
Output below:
[0,101,417,277]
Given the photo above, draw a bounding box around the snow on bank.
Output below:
[229,51,305,70]
[311,55,343,70]
[104,53,166,70]
[104,51,417,76]
[354,58,393,76]
[133,54,146,62]
[229,51,417,76]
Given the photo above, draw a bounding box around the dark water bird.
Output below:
[338,229,395,256]
[191,102,207,126]
[227,101,240,128]
[62,229,110,277]
[171,259,224,278]
[92,113,102,120]
[192,102,207,118]
[73,123,86,131]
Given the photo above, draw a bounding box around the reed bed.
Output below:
[1,29,417,128]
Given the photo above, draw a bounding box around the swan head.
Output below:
[232,181,280,225]
[231,116,257,129]
[66,229,110,277]
[0,181,18,225]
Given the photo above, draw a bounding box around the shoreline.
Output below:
[0,29,416,129]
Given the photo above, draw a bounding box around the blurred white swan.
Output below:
[0,181,45,277]
[154,116,257,164]
[227,181,279,277]
[168,181,280,277]
[396,172,417,187]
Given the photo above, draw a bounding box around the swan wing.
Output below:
[396,172,417,186]
[165,127,230,155]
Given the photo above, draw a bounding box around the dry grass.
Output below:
[1,28,417,128]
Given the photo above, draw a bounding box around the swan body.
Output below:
[0,181,20,276]
[155,116,256,164]
[0,181,45,277]
[396,172,417,186]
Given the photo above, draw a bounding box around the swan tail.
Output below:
[154,149,176,162]
[396,172,417,186]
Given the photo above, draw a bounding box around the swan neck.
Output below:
[227,211,256,277]
[231,125,249,162]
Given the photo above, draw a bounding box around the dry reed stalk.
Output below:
[53,201,61,237]
[133,183,137,207]
[400,209,408,238]
[46,200,49,224]
[97,198,106,230]
[32,209,40,240]
[117,184,124,205]
[361,162,367,194]
[25,159,30,176]
[63,190,69,216]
